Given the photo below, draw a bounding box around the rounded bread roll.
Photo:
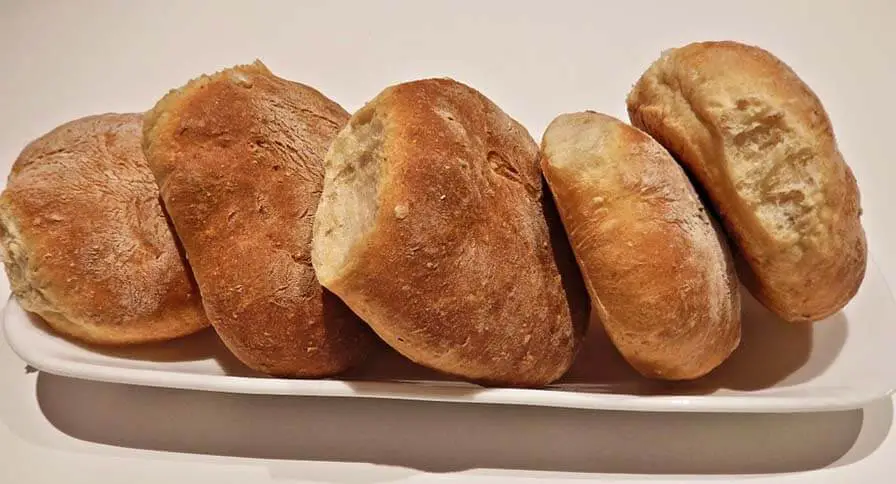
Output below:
[0,113,209,344]
[541,111,741,379]
[143,61,374,376]
[627,41,866,322]
[312,78,587,387]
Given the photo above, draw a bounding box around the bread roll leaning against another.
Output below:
[0,113,209,345]
[312,78,588,387]
[541,111,741,380]
[627,41,866,322]
[143,61,374,377]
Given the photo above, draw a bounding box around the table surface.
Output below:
[2,1,895,481]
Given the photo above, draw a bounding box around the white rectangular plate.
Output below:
[5,258,896,413]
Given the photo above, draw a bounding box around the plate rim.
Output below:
[4,294,894,414]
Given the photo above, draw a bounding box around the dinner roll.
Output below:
[541,111,741,379]
[627,41,866,322]
[143,61,374,376]
[0,113,209,345]
[312,78,587,387]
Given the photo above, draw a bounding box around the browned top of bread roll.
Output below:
[0,113,209,344]
[627,41,866,322]
[143,61,373,376]
[312,78,587,387]
[541,111,741,380]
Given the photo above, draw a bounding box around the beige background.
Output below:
[1,0,895,482]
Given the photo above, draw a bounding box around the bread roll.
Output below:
[541,111,740,379]
[627,41,866,322]
[143,61,373,376]
[312,78,587,387]
[0,113,209,344]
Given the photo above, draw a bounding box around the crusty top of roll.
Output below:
[313,78,587,387]
[0,113,209,344]
[143,61,373,376]
[541,111,740,379]
[627,41,866,322]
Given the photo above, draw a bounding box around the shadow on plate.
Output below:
[341,343,459,383]
[700,287,848,391]
[23,312,260,377]
[557,286,848,396]
[33,371,886,475]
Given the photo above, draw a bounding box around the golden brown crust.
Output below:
[0,113,209,345]
[627,41,866,322]
[143,61,374,376]
[541,111,741,380]
[313,78,587,387]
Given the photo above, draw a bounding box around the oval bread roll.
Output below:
[143,61,374,376]
[0,113,209,344]
[627,41,867,322]
[312,78,587,387]
[541,111,741,380]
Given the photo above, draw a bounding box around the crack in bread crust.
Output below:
[627,41,866,322]
[313,78,588,387]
